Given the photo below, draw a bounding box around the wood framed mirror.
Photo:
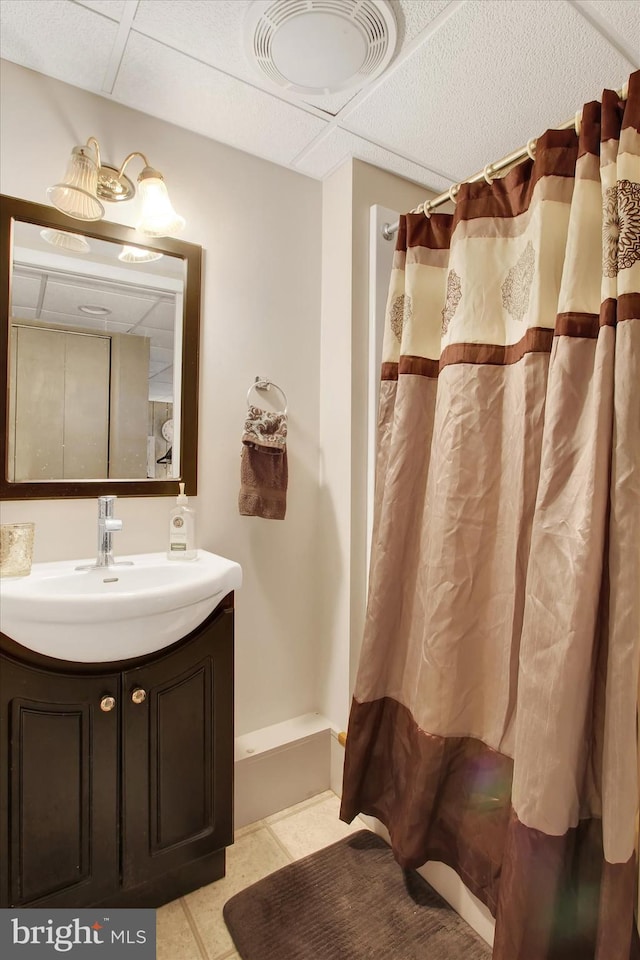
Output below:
[0,195,201,499]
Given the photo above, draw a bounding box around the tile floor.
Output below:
[157,791,365,960]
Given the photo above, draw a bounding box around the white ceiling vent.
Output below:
[245,0,398,96]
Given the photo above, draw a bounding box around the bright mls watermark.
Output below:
[0,909,156,957]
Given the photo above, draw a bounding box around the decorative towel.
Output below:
[239,405,288,519]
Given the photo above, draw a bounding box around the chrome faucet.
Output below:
[96,495,122,567]
[76,496,133,571]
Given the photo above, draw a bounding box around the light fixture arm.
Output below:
[117,151,153,181]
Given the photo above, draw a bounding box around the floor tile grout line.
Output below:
[180,895,212,960]
[265,822,296,863]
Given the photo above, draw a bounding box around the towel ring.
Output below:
[247,376,288,415]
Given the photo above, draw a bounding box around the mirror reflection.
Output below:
[8,222,185,482]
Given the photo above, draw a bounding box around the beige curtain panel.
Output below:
[341,72,640,960]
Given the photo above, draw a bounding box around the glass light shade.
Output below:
[136,175,185,237]
[40,229,91,253]
[118,245,164,263]
[47,148,105,221]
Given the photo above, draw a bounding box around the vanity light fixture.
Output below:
[40,229,91,253]
[118,245,164,264]
[47,137,185,237]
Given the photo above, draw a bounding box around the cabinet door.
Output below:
[0,659,120,907]
[122,608,233,891]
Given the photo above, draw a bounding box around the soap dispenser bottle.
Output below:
[167,483,197,560]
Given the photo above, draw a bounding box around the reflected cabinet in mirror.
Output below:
[0,195,201,499]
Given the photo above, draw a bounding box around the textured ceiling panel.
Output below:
[75,0,126,20]
[294,126,452,190]
[0,0,118,91]
[575,0,640,60]
[396,0,452,44]
[11,275,42,309]
[132,1,253,79]
[0,0,635,189]
[343,0,635,181]
[113,32,328,165]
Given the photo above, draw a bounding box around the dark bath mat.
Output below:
[223,830,491,960]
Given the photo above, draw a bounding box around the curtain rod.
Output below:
[382,82,629,241]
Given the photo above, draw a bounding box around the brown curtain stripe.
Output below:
[439,328,554,369]
[618,293,640,322]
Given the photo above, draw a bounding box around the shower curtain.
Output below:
[341,72,639,960]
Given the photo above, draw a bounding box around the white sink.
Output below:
[0,550,242,662]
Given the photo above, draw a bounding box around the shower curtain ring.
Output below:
[574,110,582,136]
[448,183,460,205]
[526,138,537,161]
[483,163,495,185]
[423,201,432,219]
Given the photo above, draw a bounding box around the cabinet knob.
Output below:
[100,695,116,712]
[131,688,147,705]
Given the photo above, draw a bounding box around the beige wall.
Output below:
[0,60,322,737]
[317,159,430,731]
[0,61,438,740]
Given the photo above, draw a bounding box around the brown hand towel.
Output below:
[238,405,288,519]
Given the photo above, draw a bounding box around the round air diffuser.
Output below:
[245,0,397,96]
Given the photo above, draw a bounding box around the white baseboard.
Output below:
[330,728,345,796]
[234,713,331,828]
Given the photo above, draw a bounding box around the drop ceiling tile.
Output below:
[343,0,635,181]
[133,0,251,75]
[12,307,38,321]
[0,0,119,92]
[135,325,174,349]
[75,0,126,20]
[396,0,453,45]
[149,359,172,378]
[10,275,42,310]
[575,1,640,61]
[295,126,452,191]
[150,346,174,364]
[113,32,328,165]
[136,300,176,330]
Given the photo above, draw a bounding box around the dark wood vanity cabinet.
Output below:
[0,598,233,909]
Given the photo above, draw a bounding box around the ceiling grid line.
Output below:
[303,128,457,189]
[100,0,139,94]
[569,0,640,68]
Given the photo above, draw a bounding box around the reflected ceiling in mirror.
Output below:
[0,195,201,500]
[12,222,183,406]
